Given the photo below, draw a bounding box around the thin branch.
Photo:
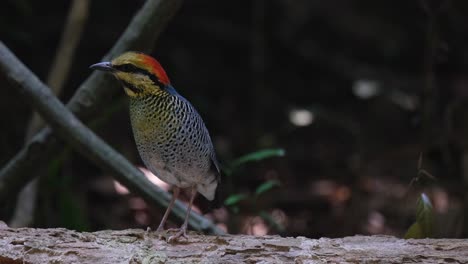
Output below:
[0,42,223,235]
[26,0,90,139]
[10,0,90,228]
[46,0,90,94]
[419,0,439,147]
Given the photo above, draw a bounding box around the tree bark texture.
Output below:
[0,227,466,263]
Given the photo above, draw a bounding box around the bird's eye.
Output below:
[115,63,139,73]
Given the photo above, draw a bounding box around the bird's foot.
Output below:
[167,228,188,243]
[154,227,168,240]
[153,227,182,240]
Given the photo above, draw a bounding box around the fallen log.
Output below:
[0,226,466,263]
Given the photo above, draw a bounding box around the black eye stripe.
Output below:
[113,63,141,73]
[113,63,164,88]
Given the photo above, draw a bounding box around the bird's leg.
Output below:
[156,187,180,232]
[168,185,197,242]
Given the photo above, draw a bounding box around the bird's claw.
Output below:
[167,228,188,243]
[153,227,187,242]
[154,228,168,240]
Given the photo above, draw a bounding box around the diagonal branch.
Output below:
[0,0,182,190]
[0,0,176,205]
[0,42,224,235]
[10,0,90,228]
[0,0,223,234]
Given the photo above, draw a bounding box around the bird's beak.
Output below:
[89,61,114,72]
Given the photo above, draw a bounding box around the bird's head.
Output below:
[90,51,171,97]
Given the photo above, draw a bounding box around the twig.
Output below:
[0,42,223,235]
[46,0,90,94]
[10,0,90,228]
[26,0,90,139]
[408,153,436,191]
[418,0,449,146]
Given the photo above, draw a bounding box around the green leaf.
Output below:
[404,222,423,239]
[255,179,281,196]
[227,148,285,174]
[416,193,433,235]
[224,193,248,206]
[404,193,434,239]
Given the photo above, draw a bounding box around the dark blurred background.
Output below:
[2,0,468,238]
